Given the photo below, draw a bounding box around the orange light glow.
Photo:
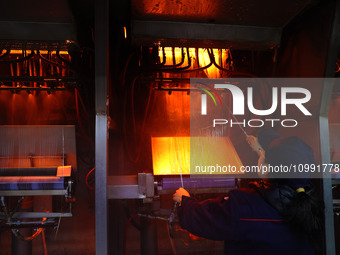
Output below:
[158,47,231,78]
[123,27,127,39]
[140,0,218,18]
[151,136,243,175]
[9,50,69,55]
[165,91,190,125]
[152,137,190,175]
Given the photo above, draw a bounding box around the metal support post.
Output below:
[140,215,158,255]
[95,0,109,254]
[319,1,340,254]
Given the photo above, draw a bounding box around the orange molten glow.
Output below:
[152,137,190,175]
[123,27,127,39]
[158,47,230,78]
[9,50,69,55]
[151,136,243,175]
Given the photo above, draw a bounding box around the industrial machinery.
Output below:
[0,126,76,252]
[95,0,340,254]
[1,0,340,254]
[0,1,93,254]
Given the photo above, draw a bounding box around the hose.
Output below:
[38,50,74,71]
[0,51,34,63]
[0,196,44,241]
[56,50,72,66]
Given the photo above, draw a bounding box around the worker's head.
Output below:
[257,128,282,151]
[258,130,323,247]
[257,128,315,189]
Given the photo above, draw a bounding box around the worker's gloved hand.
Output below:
[247,135,265,158]
[173,187,190,204]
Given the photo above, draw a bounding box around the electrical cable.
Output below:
[123,74,153,163]
[56,50,72,66]
[157,47,185,69]
[124,213,178,254]
[11,226,44,241]
[123,75,138,156]
[121,48,209,163]
[121,47,207,163]
[0,196,46,241]
[131,75,152,135]
[159,47,166,65]
[74,87,94,160]
[206,48,271,122]
[124,214,139,255]
[121,200,141,231]
[0,50,34,63]
[207,48,258,77]
[195,48,201,68]
[122,46,272,164]
[41,228,48,255]
[54,197,63,240]
[150,46,166,67]
[10,196,25,218]
[0,49,10,59]
[144,48,192,73]
[37,51,74,71]
[166,222,178,255]
[152,61,213,74]
[148,48,247,74]
[85,167,95,190]
[122,51,137,90]
[75,88,94,149]
[76,88,90,121]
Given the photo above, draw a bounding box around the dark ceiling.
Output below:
[0,0,319,49]
[131,0,317,27]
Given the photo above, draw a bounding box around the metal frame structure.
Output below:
[0,189,68,196]
[132,20,281,49]
[0,206,72,223]
[0,21,76,41]
[319,1,340,254]
[95,0,109,254]
[94,1,340,254]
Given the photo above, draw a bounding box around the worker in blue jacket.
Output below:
[173,129,324,255]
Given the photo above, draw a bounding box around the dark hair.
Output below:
[251,180,325,251]
[283,186,324,248]
[256,129,324,248]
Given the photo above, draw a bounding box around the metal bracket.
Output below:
[138,173,155,198]
[107,174,154,200]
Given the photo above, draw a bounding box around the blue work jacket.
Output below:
[177,188,314,255]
